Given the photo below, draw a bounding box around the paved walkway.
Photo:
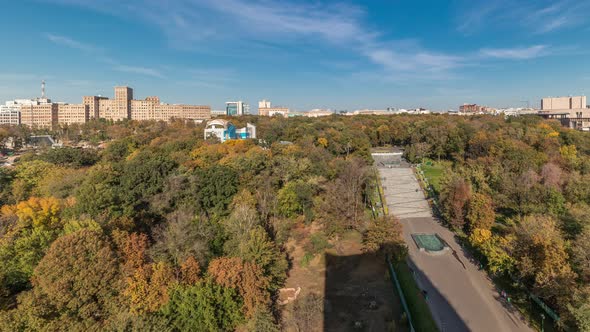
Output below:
[379,166,532,332]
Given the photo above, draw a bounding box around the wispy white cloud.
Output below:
[42,0,569,82]
[45,32,163,79]
[362,47,464,77]
[42,0,465,80]
[456,0,590,34]
[113,65,164,79]
[46,33,99,53]
[479,45,548,60]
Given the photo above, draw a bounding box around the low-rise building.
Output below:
[258,99,290,117]
[204,119,256,142]
[211,109,226,117]
[458,104,494,114]
[259,106,290,117]
[351,109,401,115]
[305,109,334,117]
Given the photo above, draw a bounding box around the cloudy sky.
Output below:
[1,0,589,111]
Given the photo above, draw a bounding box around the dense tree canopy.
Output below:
[2,114,590,329]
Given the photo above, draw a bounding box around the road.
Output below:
[379,166,533,332]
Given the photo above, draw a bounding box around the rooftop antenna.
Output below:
[41,80,46,99]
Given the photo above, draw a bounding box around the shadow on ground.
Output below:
[406,258,471,332]
[323,253,406,332]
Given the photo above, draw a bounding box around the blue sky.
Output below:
[1,0,589,111]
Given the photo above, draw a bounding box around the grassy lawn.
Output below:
[420,159,450,195]
[393,262,439,332]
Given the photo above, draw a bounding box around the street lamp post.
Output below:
[541,313,545,332]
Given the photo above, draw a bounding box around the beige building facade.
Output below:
[538,96,590,131]
[305,109,334,117]
[57,104,89,125]
[6,86,210,128]
[83,96,108,119]
[131,98,158,121]
[541,96,587,110]
[20,103,58,129]
[259,106,290,117]
[85,86,211,123]
[258,100,289,117]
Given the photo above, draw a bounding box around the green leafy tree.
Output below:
[0,197,64,294]
[228,226,288,291]
[74,164,123,219]
[243,309,280,332]
[363,215,407,261]
[513,215,576,299]
[12,160,56,200]
[38,147,100,167]
[465,193,495,233]
[161,282,243,332]
[197,165,239,215]
[277,182,301,218]
[31,230,122,325]
[119,150,177,212]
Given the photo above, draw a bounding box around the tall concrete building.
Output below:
[113,86,133,121]
[83,95,108,119]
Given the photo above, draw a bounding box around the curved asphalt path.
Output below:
[379,166,533,332]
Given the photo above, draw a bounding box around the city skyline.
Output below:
[1,0,589,110]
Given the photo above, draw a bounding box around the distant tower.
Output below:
[41,80,46,98]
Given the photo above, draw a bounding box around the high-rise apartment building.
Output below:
[112,86,133,121]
